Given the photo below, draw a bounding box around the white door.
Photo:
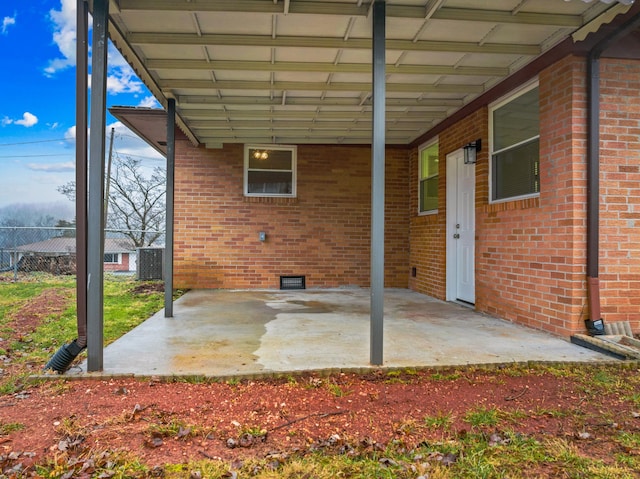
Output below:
[446,149,475,304]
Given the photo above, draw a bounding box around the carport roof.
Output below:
[100,0,635,148]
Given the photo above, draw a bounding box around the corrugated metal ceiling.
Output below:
[102,0,634,147]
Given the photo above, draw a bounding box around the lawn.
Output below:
[0,273,166,392]
[1,274,640,478]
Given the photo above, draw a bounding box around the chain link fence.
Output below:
[0,227,165,281]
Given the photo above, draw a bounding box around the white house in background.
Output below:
[11,237,137,273]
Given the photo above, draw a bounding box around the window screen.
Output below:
[491,86,540,202]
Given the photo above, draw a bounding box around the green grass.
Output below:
[0,273,170,392]
[424,411,454,430]
[464,406,501,429]
[0,421,25,435]
[24,426,640,479]
[326,382,351,397]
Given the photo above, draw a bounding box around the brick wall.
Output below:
[409,54,640,337]
[173,142,410,289]
[473,56,591,337]
[409,56,589,337]
[599,58,640,330]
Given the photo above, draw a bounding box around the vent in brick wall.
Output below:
[280,275,306,290]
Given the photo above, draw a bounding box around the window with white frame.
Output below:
[490,83,540,202]
[244,145,296,197]
[104,253,120,264]
[419,140,439,213]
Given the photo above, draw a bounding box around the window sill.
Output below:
[418,209,438,217]
[485,195,539,213]
[243,196,299,205]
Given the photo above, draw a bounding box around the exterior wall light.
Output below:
[463,139,481,164]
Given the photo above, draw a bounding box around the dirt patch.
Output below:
[0,289,72,382]
[130,282,164,295]
[1,289,71,348]
[1,366,639,473]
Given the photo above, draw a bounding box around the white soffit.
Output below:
[104,0,635,146]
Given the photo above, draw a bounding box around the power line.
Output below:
[116,133,149,141]
[0,154,72,159]
[0,138,69,147]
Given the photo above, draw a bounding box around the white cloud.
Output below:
[2,15,16,34]
[65,125,76,141]
[2,112,38,128]
[107,121,165,162]
[64,122,165,162]
[138,96,160,108]
[108,44,130,69]
[27,161,75,173]
[15,112,38,127]
[106,66,143,94]
[45,0,77,75]
[87,63,144,95]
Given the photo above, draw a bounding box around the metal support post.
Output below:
[164,99,176,317]
[370,0,386,366]
[75,0,88,349]
[86,0,109,371]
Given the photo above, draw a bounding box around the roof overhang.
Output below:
[97,0,637,148]
[109,106,168,155]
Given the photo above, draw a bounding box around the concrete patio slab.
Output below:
[78,288,613,378]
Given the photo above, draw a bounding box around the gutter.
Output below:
[585,9,640,333]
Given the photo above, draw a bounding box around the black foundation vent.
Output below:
[280,275,306,290]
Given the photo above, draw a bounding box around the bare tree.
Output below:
[58,156,165,247]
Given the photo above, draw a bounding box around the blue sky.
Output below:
[0,0,165,211]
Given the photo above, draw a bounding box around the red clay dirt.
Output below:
[1,367,640,473]
[1,289,639,475]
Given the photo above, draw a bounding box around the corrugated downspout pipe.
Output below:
[586,8,640,335]
[45,0,89,373]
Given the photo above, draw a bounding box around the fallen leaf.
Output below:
[238,433,254,448]
[145,437,163,448]
[489,433,503,446]
[149,466,165,477]
[440,452,458,466]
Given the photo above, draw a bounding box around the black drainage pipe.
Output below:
[44,339,86,373]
